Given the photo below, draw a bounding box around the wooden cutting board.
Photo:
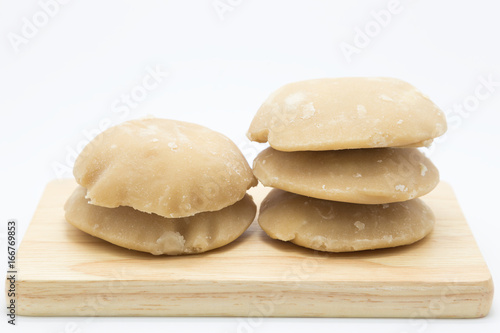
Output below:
[11,180,493,318]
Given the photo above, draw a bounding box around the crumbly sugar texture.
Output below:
[74,118,257,218]
[65,186,257,255]
[247,77,447,151]
[258,189,435,252]
[253,147,439,204]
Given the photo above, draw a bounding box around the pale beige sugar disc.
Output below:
[253,147,439,204]
[258,189,435,252]
[65,186,257,255]
[74,118,257,218]
[247,77,447,151]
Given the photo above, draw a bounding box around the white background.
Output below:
[1,0,499,332]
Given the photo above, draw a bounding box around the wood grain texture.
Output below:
[10,180,493,317]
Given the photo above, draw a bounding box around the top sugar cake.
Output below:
[247,77,447,151]
[74,118,257,218]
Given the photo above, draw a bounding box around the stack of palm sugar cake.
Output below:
[247,78,447,252]
[64,118,257,255]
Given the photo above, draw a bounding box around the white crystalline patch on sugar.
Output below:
[353,173,362,178]
[139,124,159,137]
[356,104,367,117]
[409,190,417,199]
[397,119,404,125]
[168,142,178,150]
[284,92,306,107]
[322,184,326,190]
[370,133,388,146]
[278,232,296,241]
[354,221,365,231]
[139,128,154,136]
[180,197,191,212]
[300,102,316,119]
[314,206,334,220]
[377,159,383,163]
[421,139,433,147]
[191,235,209,250]
[395,184,408,192]
[420,163,428,176]
[382,204,390,209]
[151,138,159,142]
[311,235,328,247]
[158,195,165,205]
[382,235,393,242]
[155,231,186,254]
[379,94,394,102]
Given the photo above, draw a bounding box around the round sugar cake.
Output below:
[258,189,435,252]
[65,186,257,255]
[247,77,447,151]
